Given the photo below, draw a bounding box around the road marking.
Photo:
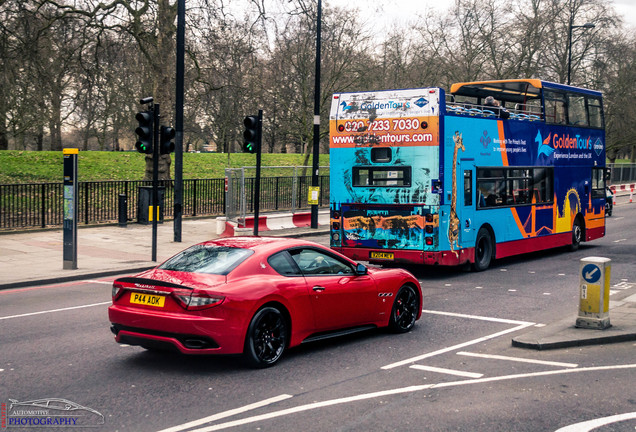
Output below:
[156,394,294,432]
[410,365,483,378]
[553,412,636,432]
[0,301,111,320]
[421,310,533,326]
[182,364,636,432]
[0,278,115,294]
[457,352,578,368]
[382,322,534,370]
[382,311,535,370]
[613,238,627,243]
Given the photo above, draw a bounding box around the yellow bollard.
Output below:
[576,257,611,329]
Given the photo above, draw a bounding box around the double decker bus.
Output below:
[329,79,606,270]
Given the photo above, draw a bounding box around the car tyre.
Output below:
[473,228,493,271]
[388,285,419,333]
[244,306,288,368]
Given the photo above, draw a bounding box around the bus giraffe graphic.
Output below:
[448,131,465,256]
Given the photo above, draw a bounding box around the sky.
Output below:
[333,0,636,32]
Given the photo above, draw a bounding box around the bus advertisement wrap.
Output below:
[329,80,606,270]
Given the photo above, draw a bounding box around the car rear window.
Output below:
[158,245,253,275]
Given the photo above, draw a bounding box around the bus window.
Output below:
[532,168,553,203]
[478,167,553,208]
[477,168,505,207]
[508,169,531,205]
[352,166,411,187]
[568,94,587,126]
[591,168,605,199]
[588,97,604,129]
[544,90,566,125]
[464,170,472,206]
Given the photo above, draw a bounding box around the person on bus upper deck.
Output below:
[484,96,510,119]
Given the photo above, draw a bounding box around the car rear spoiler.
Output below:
[114,277,194,291]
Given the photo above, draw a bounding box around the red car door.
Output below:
[290,248,378,331]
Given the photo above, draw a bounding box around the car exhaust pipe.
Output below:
[183,339,209,349]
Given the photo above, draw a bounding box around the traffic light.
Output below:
[135,111,153,154]
[243,115,261,154]
[159,125,175,155]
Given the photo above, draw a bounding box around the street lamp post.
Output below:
[567,21,595,86]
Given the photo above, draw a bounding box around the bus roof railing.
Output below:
[445,96,543,120]
[450,79,543,103]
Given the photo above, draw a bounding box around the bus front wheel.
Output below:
[473,228,494,272]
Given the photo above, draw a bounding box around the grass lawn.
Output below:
[0,151,330,183]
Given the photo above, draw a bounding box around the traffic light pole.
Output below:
[152,103,160,261]
[253,110,263,236]
[310,0,322,229]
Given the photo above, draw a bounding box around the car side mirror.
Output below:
[355,263,368,275]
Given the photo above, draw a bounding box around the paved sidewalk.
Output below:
[0,218,329,290]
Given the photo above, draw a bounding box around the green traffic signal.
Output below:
[243,115,260,154]
[135,111,153,154]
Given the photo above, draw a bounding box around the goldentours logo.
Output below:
[3,398,104,428]
[594,138,603,156]
[413,97,428,108]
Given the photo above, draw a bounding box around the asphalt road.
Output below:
[2,204,636,432]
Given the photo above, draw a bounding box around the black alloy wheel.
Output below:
[244,307,288,368]
[389,285,419,333]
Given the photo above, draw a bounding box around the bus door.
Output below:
[459,163,476,248]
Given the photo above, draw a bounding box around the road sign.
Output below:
[582,263,601,283]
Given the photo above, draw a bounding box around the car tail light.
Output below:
[112,283,125,300]
[173,290,224,311]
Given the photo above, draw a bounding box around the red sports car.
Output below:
[108,237,422,367]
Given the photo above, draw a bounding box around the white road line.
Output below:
[156,394,294,432]
[553,412,636,432]
[84,279,113,285]
[381,311,534,370]
[381,322,535,370]
[183,385,435,432]
[421,310,533,326]
[182,364,636,432]
[457,351,578,368]
[0,301,111,320]
[410,365,483,378]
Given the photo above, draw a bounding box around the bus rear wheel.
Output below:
[569,218,583,251]
[473,228,493,271]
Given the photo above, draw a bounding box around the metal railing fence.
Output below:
[607,163,636,185]
[0,175,329,230]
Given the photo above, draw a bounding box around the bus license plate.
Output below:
[130,292,165,308]
[370,251,394,261]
